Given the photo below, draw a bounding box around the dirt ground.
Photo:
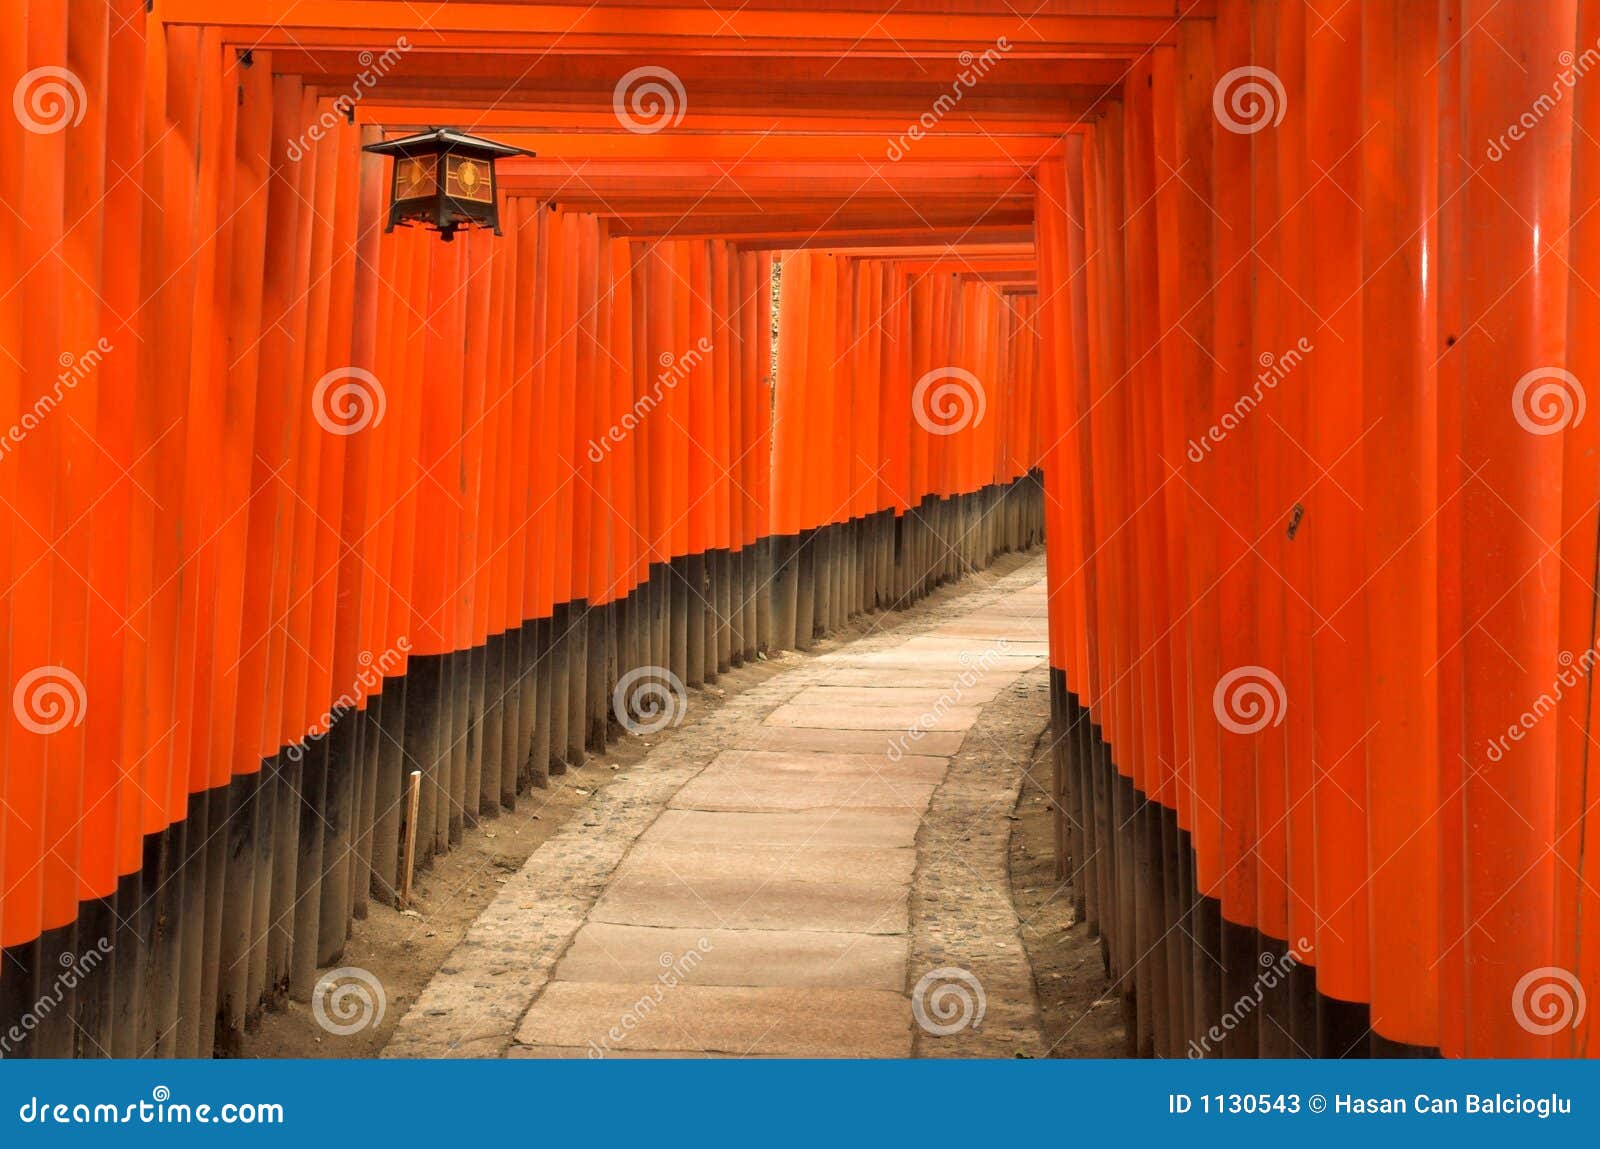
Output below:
[1008,706,1127,1058]
[242,551,1048,1059]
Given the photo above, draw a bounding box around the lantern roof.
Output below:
[363,127,534,159]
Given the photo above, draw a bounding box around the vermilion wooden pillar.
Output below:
[1361,0,1441,1054]
[1458,0,1575,1060]
[1304,0,1370,1052]
[1565,0,1600,1062]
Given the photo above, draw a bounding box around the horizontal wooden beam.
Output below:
[340,99,1108,134]
[352,126,1065,164]
[722,224,1033,250]
[606,202,1032,237]
[163,1,1196,54]
[271,47,1135,88]
[496,158,1040,181]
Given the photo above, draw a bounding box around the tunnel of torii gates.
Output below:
[0,0,1598,1065]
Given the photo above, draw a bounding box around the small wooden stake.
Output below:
[400,769,422,909]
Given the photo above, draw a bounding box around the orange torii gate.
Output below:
[0,0,1048,1058]
[2,0,1598,1067]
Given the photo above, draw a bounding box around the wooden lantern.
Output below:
[363,128,532,242]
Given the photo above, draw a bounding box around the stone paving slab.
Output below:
[798,669,1020,691]
[694,749,948,788]
[670,771,938,813]
[792,683,1010,706]
[926,625,1049,641]
[639,808,923,849]
[812,650,1042,671]
[615,839,917,886]
[813,647,1030,666]
[764,701,984,731]
[515,982,913,1057]
[730,725,966,756]
[590,870,911,933]
[898,636,1051,656]
[706,747,950,780]
[555,922,908,989]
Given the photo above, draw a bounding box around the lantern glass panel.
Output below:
[394,154,437,203]
[445,154,493,204]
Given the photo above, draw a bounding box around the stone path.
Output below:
[385,557,1050,1058]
